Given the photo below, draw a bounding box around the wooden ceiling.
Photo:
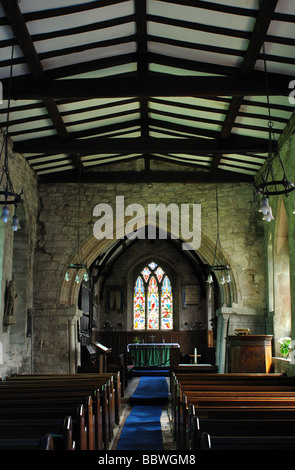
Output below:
[0,0,294,184]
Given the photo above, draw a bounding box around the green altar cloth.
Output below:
[127,343,180,367]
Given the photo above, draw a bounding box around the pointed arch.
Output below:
[60,220,237,308]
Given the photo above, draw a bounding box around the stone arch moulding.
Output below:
[59,219,238,308]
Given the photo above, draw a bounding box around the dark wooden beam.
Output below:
[14,135,269,155]
[164,0,258,18]
[0,0,82,173]
[212,0,279,171]
[135,0,150,171]
[221,0,279,139]
[3,73,290,100]
[38,169,254,184]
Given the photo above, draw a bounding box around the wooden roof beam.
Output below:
[212,0,279,172]
[0,0,82,173]
[3,74,290,100]
[37,169,254,184]
[14,135,269,155]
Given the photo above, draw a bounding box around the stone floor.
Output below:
[110,376,176,450]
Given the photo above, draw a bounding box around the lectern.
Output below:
[226,335,273,373]
[92,342,112,373]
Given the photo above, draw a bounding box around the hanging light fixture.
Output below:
[207,185,231,285]
[255,38,294,220]
[0,32,23,230]
[65,172,89,284]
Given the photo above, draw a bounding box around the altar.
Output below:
[127,343,180,368]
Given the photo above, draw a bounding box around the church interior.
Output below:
[1,0,295,453]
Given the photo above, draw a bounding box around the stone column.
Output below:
[206,281,214,347]
[215,309,230,373]
[30,307,83,373]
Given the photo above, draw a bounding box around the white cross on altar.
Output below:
[150,334,155,343]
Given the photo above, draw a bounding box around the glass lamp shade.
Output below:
[259,196,270,215]
[262,205,274,222]
[206,273,213,284]
[1,205,10,223]
[11,214,20,231]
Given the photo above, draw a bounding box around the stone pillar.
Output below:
[215,310,230,373]
[206,281,214,347]
[30,307,83,373]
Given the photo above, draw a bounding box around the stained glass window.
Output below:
[133,262,173,330]
[155,266,164,282]
[161,276,173,329]
[149,262,157,270]
[148,276,159,329]
[134,276,145,329]
[141,266,151,282]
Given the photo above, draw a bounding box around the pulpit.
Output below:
[226,335,273,373]
[127,343,180,368]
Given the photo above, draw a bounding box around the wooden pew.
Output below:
[0,433,55,451]
[0,377,110,450]
[7,372,121,428]
[0,383,108,449]
[0,415,75,450]
[170,372,295,450]
[3,372,120,448]
[199,432,295,451]
[0,394,102,450]
[179,394,295,449]
[0,400,87,450]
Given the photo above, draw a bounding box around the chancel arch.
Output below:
[60,225,238,311]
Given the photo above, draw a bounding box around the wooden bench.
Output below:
[0,415,75,450]
[199,432,295,451]
[7,372,121,428]
[170,372,295,450]
[181,394,295,450]
[0,382,107,448]
[0,400,88,450]
[0,373,121,450]
[0,386,103,449]
[0,433,55,450]
[4,372,122,439]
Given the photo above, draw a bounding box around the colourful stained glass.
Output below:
[134,276,145,329]
[148,276,159,329]
[141,266,151,283]
[161,276,173,330]
[155,266,164,282]
[149,262,157,270]
[133,263,173,331]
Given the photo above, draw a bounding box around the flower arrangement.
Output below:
[278,337,291,358]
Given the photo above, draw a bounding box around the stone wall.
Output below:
[257,113,295,360]
[0,136,38,378]
[34,179,266,315]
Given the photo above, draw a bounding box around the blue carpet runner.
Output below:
[116,376,168,450]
